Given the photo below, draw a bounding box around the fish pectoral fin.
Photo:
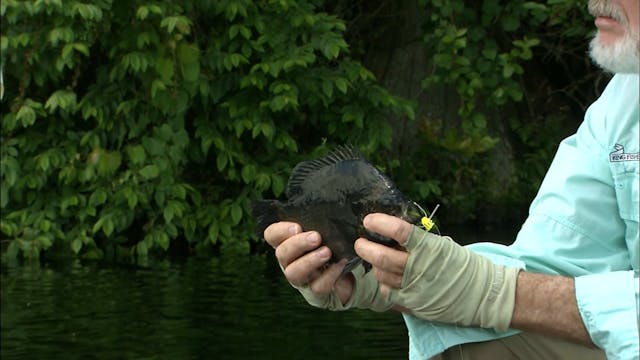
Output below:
[340,257,363,277]
[362,261,372,274]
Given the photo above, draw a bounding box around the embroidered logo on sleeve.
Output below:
[610,144,640,162]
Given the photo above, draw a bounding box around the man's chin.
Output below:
[589,35,640,74]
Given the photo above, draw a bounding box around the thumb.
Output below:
[363,213,413,247]
[402,225,431,251]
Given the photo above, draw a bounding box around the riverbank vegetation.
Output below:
[1,0,602,260]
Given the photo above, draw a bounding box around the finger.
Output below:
[309,259,347,296]
[264,221,302,248]
[373,267,403,289]
[284,246,332,287]
[333,271,355,305]
[274,231,322,268]
[379,283,392,300]
[363,213,413,247]
[354,238,407,274]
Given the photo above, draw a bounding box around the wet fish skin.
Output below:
[252,145,422,275]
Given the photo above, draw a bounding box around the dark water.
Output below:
[1,254,409,360]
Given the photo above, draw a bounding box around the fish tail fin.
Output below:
[251,200,283,238]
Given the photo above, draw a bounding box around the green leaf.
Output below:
[72,3,103,21]
[230,204,242,225]
[0,220,14,235]
[239,26,251,39]
[136,5,149,20]
[0,186,8,208]
[155,57,175,83]
[160,16,192,34]
[45,90,77,113]
[229,24,240,40]
[61,195,79,211]
[181,62,200,82]
[73,43,89,56]
[39,219,51,232]
[271,175,285,197]
[0,36,7,52]
[126,145,146,165]
[48,27,73,46]
[97,151,122,176]
[89,189,107,207]
[139,165,160,180]
[208,222,219,244]
[322,80,333,98]
[86,207,97,217]
[216,153,228,171]
[502,64,515,78]
[71,238,83,254]
[36,235,53,249]
[163,206,174,223]
[142,136,164,156]
[137,240,148,256]
[502,15,520,32]
[102,219,114,237]
[255,173,271,191]
[16,105,36,127]
[156,232,169,250]
[260,122,275,139]
[334,78,348,94]
[150,79,166,99]
[481,48,497,60]
[6,241,19,259]
[178,43,200,82]
[241,164,256,183]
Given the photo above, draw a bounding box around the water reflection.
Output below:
[1,255,408,359]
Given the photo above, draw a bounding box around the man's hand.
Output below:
[264,221,354,306]
[355,213,520,331]
[263,221,393,311]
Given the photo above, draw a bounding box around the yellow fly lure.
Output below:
[413,203,440,233]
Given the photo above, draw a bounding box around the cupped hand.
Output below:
[264,221,354,304]
[355,213,520,331]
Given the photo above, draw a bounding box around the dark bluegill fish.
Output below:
[252,145,426,275]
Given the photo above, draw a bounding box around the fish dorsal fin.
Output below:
[286,145,362,198]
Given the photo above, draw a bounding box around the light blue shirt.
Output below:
[404,74,640,360]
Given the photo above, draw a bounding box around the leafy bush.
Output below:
[410,0,598,221]
[1,0,598,259]
[0,0,413,259]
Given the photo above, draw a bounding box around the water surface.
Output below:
[1,254,408,360]
[1,224,519,360]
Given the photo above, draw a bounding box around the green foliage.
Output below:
[411,0,595,219]
[0,0,412,259]
[0,0,597,257]
[420,0,591,122]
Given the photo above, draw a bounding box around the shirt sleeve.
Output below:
[571,75,640,359]
[575,271,640,360]
[488,73,640,357]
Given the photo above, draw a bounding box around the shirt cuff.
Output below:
[575,271,640,360]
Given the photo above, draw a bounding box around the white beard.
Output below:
[589,31,640,74]
[588,0,640,74]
